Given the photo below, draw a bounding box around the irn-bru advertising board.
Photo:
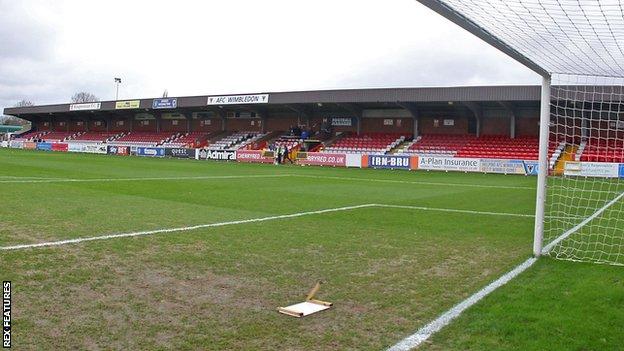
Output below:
[363,155,417,170]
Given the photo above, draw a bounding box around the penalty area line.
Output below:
[1,203,535,251]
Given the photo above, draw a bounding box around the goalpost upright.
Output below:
[533,75,551,257]
[415,0,624,266]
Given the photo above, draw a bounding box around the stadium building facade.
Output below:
[3,86,542,138]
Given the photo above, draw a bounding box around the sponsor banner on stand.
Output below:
[36,142,52,151]
[236,150,274,164]
[346,153,362,168]
[330,117,352,126]
[115,100,141,109]
[299,152,346,167]
[165,148,196,159]
[152,98,177,109]
[137,147,165,157]
[107,145,130,155]
[67,143,107,154]
[480,159,526,175]
[619,164,624,179]
[419,156,481,172]
[51,143,68,152]
[9,141,24,149]
[1,141,8,148]
[197,149,237,161]
[207,94,269,105]
[564,161,620,178]
[24,142,37,150]
[69,102,101,111]
[366,155,414,170]
[523,161,539,176]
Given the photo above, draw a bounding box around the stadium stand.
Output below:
[69,132,120,143]
[457,135,540,160]
[39,131,78,142]
[208,132,265,150]
[402,134,473,157]
[13,130,48,141]
[162,132,210,148]
[271,135,303,152]
[110,132,177,147]
[324,133,407,154]
[578,138,624,163]
[401,134,548,160]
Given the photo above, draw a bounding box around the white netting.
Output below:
[545,74,624,265]
[423,0,624,78]
[418,1,624,265]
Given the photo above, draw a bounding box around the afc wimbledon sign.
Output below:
[207,94,269,105]
[70,102,101,111]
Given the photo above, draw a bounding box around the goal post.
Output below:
[533,75,551,257]
[415,0,624,266]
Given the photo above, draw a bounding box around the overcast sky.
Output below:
[0,0,540,114]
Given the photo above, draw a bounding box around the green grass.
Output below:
[0,148,622,350]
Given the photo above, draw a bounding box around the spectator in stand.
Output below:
[301,129,309,140]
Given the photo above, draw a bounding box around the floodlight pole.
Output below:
[533,75,551,257]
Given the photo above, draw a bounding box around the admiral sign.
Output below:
[115,100,141,109]
[198,149,236,161]
[207,94,269,105]
[152,98,177,109]
[419,156,481,172]
[70,102,101,111]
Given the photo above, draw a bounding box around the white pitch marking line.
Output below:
[542,191,624,254]
[0,174,291,184]
[387,257,537,351]
[295,174,535,190]
[0,204,537,251]
[387,190,624,351]
[375,204,534,218]
[0,204,377,251]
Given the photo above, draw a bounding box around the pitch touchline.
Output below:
[0,204,535,251]
[0,174,291,184]
[294,174,535,190]
[387,190,624,351]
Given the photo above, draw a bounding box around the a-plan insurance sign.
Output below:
[207,94,269,105]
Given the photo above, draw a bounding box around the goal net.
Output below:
[416,0,624,265]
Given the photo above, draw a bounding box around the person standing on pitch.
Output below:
[283,145,293,164]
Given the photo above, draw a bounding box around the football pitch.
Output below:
[1,149,622,350]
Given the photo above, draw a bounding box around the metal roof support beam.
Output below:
[498,101,516,138]
[397,102,421,137]
[462,101,483,137]
[415,0,550,78]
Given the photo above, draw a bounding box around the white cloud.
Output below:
[1,0,539,113]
